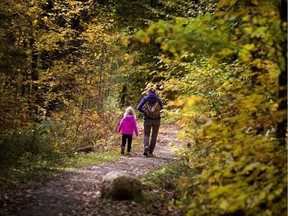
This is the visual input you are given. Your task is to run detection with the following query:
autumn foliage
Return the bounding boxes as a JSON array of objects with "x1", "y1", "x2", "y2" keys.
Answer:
[
  {"x1": 0, "y1": 0, "x2": 127, "y2": 183},
  {"x1": 135, "y1": 0, "x2": 287, "y2": 215},
  {"x1": 0, "y1": 0, "x2": 286, "y2": 215}
]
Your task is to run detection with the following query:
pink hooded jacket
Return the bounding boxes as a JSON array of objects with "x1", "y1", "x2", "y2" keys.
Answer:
[{"x1": 117, "y1": 115, "x2": 139, "y2": 136}]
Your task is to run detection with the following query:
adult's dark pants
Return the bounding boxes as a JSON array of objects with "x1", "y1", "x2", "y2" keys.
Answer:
[{"x1": 143, "y1": 119, "x2": 160, "y2": 154}]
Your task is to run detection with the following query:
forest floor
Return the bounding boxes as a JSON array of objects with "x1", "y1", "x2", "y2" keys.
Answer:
[{"x1": 0, "y1": 124, "x2": 184, "y2": 216}]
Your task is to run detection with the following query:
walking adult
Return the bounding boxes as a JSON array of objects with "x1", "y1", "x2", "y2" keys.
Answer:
[{"x1": 137, "y1": 87, "x2": 163, "y2": 157}]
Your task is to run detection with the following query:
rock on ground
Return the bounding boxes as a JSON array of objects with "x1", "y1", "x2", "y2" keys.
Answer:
[{"x1": 101, "y1": 171, "x2": 142, "y2": 200}]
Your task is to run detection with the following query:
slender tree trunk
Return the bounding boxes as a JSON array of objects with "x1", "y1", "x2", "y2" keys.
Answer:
[
  {"x1": 29, "y1": 37, "x2": 41, "y2": 121},
  {"x1": 276, "y1": 0, "x2": 287, "y2": 145},
  {"x1": 120, "y1": 84, "x2": 127, "y2": 107},
  {"x1": 97, "y1": 45, "x2": 105, "y2": 112}
]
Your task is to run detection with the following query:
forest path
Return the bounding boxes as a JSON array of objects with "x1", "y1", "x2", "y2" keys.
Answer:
[{"x1": 0, "y1": 124, "x2": 183, "y2": 216}]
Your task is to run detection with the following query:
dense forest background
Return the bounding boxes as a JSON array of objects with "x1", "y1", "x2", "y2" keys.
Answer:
[{"x1": 0, "y1": 0, "x2": 287, "y2": 215}]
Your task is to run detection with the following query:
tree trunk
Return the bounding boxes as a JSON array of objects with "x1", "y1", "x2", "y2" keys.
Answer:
[
  {"x1": 29, "y1": 37, "x2": 41, "y2": 121},
  {"x1": 120, "y1": 84, "x2": 127, "y2": 107},
  {"x1": 276, "y1": 0, "x2": 287, "y2": 145}
]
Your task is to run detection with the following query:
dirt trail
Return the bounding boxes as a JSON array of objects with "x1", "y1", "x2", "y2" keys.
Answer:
[{"x1": 0, "y1": 124, "x2": 182, "y2": 216}]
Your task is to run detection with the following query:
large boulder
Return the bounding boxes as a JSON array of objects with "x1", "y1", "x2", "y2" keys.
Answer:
[{"x1": 101, "y1": 171, "x2": 142, "y2": 201}]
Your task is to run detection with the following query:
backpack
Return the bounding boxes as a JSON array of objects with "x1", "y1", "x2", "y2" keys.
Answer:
[{"x1": 142, "y1": 97, "x2": 161, "y2": 118}]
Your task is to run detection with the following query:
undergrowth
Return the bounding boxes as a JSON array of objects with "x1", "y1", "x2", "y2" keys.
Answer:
[
  {"x1": 0, "y1": 122, "x2": 143, "y2": 190},
  {"x1": 140, "y1": 160, "x2": 194, "y2": 215}
]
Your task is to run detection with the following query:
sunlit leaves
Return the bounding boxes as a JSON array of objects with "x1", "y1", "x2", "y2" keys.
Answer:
[
  {"x1": 134, "y1": 0, "x2": 287, "y2": 215},
  {"x1": 134, "y1": 29, "x2": 150, "y2": 43},
  {"x1": 0, "y1": 0, "x2": 126, "y2": 152},
  {"x1": 135, "y1": 13, "x2": 235, "y2": 60}
]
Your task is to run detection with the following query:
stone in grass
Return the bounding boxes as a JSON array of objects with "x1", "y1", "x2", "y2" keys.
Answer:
[{"x1": 101, "y1": 171, "x2": 142, "y2": 201}]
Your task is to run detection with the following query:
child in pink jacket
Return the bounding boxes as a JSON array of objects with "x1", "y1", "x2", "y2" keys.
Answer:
[{"x1": 117, "y1": 106, "x2": 139, "y2": 155}]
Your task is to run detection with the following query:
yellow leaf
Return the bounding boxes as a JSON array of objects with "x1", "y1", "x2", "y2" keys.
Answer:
[
  {"x1": 251, "y1": 0, "x2": 259, "y2": 5},
  {"x1": 219, "y1": 48, "x2": 235, "y2": 56},
  {"x1": 177, "y1": 131, "x2": 185, "y2": 140},
  {"x1": 230, "y1": 35, "x2": 238, "y2": 41},
  {"x1": 161, "y1": 43, "x2": 168, "y2": 51},
  {"x1": 242, "y1": 15, "x2": 250, "y2": 22},
  {"x1": 243, "y1": 43, "x2": 255, "y2": 51},
  {"x1": 219, "y1": 200, "x2": 229, "y2": 210},
  {"x1": 33, "y1": 19, "x2": 38, "y2": 26},
  {"x1": 242, "y1": 162, "x2": 261, "y2": 174}
]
